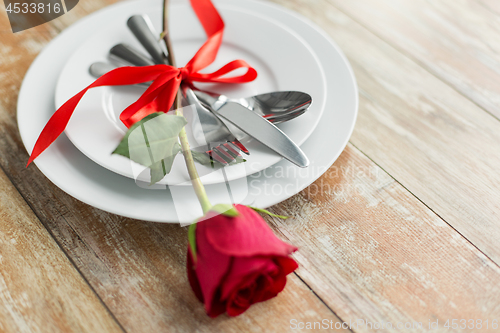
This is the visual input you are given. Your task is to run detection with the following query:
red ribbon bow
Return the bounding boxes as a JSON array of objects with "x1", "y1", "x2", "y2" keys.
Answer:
[{"x1": 27, "y1": 0, "x2": 257, "y2": 166}]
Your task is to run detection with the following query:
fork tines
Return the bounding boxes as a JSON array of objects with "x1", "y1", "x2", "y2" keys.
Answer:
[{"x1": 206, "y1": 140, "x2": 248, "y2": 165}]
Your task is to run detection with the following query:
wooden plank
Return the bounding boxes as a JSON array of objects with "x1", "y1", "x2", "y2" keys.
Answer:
[
  {"x1": 325, "y1": 0, "x2": 500, "y2": 120},
  {"x1": 477, "y1": 0, "x2": 500, "y2": 15},
  {"x1": 0, "y1": 4, "x2": 347, "y2": 332},
  {"x1": 0, "y1": 168, "x2": 123, "y2": 332},
  {"x1": 3, "y1": 0, "x2": 500, "y2": 331},
  {"x1": 270, "y1": 0, "x2": 500, "y2": 264},
  {"x1": 270, "y1": 145, "x2": 500, "y2": 332},
  {"x1": 0, "y1": 118, "x2": 347, "y2": 332},
  {"x1": 266, "y1": 0, "x2": 500, "y2": 328}
]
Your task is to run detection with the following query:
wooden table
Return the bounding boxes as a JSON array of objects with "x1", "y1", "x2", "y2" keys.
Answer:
[{"x1": 2, "y1": 0, "x2": 500, "y2": 331}]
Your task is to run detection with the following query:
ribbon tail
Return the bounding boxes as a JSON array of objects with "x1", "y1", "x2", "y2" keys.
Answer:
[
  {"x1": 27, "y1": 0, "x2": 259, "y2": 166},
  {"x1": 190, "y1": 0, "x2": 224, "y2": 36},
  {"x1": 120, "y1": 74, "x2": 182, "y2": 127},
  {"x1": 27, "y1": 90, "x2": 87, "y2": 166},
  {"x1": 27, "y1": 66, "x2": 168, "y2": 166}
]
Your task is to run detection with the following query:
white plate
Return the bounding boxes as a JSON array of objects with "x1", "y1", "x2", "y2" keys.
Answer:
[
  {"x1": 18, "y1": 0, "x2": 358, "y2": 223},
  {"x1": 55, "y1": 2, "x2": 326, "y2": 185}
]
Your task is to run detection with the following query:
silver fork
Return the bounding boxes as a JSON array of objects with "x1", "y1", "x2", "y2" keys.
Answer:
[
  {"x1": 125, "y1": 14, "x2": 248, "y2": 164},
  {"x1": 182, "y1": 85, "x2": 248, "y2": 165}
]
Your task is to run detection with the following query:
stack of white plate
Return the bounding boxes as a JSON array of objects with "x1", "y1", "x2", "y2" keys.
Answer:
[{"x1": 18, "y1": 0, "x2": 358, "y2": 223}]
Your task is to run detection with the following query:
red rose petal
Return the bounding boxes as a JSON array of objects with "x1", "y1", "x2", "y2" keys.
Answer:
[
  {"x1": 220, "y1": 256, "x2": 277, "y2": 300},
  {"x1": 226, "y1": 276, "x2": 259, "y2": 317},
  {"x1": 206, "y1": 289, "x2": 227, "y2": 318},
  {"x1": 251, "y1": 274, "x2": 273, "y2": 303},
  {"x1": 199, "y1": 204, "x2": 298, "y2": 257},
  {"x1": 274, "y1": 256, "x2": 299, "y2": 276},
  {"x1": 191, "y1": 205, "x2": 299, "y2": 318},
  {"x1": 263, "y1": 272, "x2": 287, "y2": 300},
  {"x1": 186, "y1": 248, "x2": 204, "y2": 302},
  {"x1": 195, "y1": 221, "x2": 231, "y2": 314}
]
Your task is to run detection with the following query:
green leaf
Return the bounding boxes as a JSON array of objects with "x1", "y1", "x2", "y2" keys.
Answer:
[
  {"x1": 210, "y1": 203, "x2": 239, "y2": 217},
  {"x1": 113, "y1": 113, "x2": 162, "y2": 159},
  {"x1": 191, "y1": 149, "x2": 218, "y2": 167},
  {"x1": 188, "y1": 223, "x2": 197, "y2": 262},
  {"x1": 149, "y1": 143, "x2": 182, "y2": 184},
  {"x1": 249, "y1": 206, "x2": 290, "y2": 219},
  {"x1": 112, "y1": 113, "x2": 187, "y2": 184}
]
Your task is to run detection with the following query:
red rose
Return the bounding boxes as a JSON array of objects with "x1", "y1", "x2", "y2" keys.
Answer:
[{"x1": 187, "y1": 204, "x2": 298, "y2": 317}]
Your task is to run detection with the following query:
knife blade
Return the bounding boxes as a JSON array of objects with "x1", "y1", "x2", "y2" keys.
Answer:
[{"x1": 213, "y1": 101, "x2": 309, "y2": 168}]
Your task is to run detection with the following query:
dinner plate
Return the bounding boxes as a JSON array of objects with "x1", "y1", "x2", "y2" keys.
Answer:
[
  {"x1": 18, "y1": 0, "x2": 358, "y2": 223},
  {"x1": 55, "y1": 2, "x2": 326, "y2": 185}
]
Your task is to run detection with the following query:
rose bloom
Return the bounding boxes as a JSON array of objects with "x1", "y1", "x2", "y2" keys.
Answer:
[{"x1": 187, "y1": 204, "x2": 298, "y2": 317}]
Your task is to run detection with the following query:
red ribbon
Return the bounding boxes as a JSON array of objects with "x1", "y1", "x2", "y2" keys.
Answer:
[{"x1": 27, "y1": 0, "x2": 257, "y2": 166}]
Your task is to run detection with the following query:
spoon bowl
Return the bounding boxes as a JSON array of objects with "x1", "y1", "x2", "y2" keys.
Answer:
[{"x1": 192, "y1": 89, "x2": 311, "y2": 124}]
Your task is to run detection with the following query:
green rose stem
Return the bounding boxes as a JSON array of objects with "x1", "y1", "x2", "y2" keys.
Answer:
[{"x1": 162, "y1": 0, "x2": 211, "y2": 215}]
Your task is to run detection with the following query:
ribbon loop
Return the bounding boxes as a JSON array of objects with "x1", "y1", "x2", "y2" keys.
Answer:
[
  {"x1": 27, "y1": 0, "x2": 257, "y2": 166},
  {"x1": 188, "y1": 60, "x2": 258, "y2": 83},
  {"x1": 179, "y1": 67, "x2": 191, "y2": 81}
]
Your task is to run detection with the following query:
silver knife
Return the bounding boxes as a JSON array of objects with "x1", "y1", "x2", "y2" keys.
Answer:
[{"x1": 212, "y1": 101, "x2": 309, "y2": 168}]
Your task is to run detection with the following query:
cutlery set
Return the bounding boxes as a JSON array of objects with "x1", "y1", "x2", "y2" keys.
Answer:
[
  {"x1": 89, "y1": 14, "x2": 311, "y2": 169},
  {"x1": 18, "y1": 0, "x2": 357, "y2": 221}
]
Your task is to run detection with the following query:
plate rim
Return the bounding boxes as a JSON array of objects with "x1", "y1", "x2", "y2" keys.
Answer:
[
  {"x1": 55, "y1": 2, "x2": 327, "y2": 186},
  {"x1": 17, "y1": 0, "x2": 358, "y2": 223}
]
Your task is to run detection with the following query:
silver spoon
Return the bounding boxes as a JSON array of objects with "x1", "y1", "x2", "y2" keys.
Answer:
[{"x1": 193, "y1": 89, "x2": 311, "y2": 124}]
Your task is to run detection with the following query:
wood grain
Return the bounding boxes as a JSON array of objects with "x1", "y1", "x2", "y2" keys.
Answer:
[
  {"x1": 477, "y1": 0, "x2": 500, "y2": 15},
  {"x1": 271, "y1": 0, "x2": 500, "y2": 265},
  {"x1": 0, "y1": 3, "x2": 347, "y2": 332},
  {"x1": 2, "y1": 0, "x2": 500, "y2": 331},
  {"x1": 269, "y1": 0, "x2": 500, "y2": 329},
  {"x1": 326, "y1": 0, "x2": 500, "y2": 120},
  {"x1": 0, "y1": 168, "x2": 123, "y2": 332},
  {"x1": 271, "y1": 145, "x2": 500, "y2": 332},
  {"x1": 0, "y1": 121, "x2": 347, "y2": 332}
]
